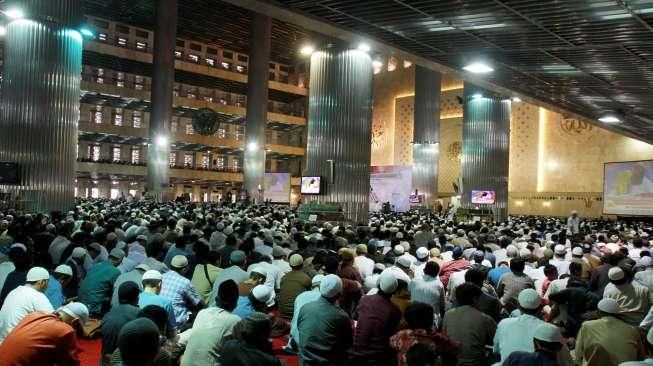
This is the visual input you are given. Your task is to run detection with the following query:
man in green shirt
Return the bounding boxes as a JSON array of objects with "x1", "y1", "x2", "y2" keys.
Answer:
[
  {"x1": 278, "y1": 254, "x2": 311, "y2": 319},
  {"x1": 297, "y1": 274, "x2": 353, "y2": 365},
  {"x1": 575, "y1": 298, "x2": 646, "y2": 366},
  {"x1": 78, "y1": 248, "x2": 124, "y2": 316}
]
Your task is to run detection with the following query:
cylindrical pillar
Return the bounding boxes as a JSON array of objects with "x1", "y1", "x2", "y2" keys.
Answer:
[
  {"x1": 0, "y1": 1, "x2": 83, "y2": 212},
  {"x1": 412, "y1": 66, "x2": 441, "y2": 206},
  {"x1": 243, "y1": 13, "x2": 271, "y2": 203},
  {"x1": 303, "y1": 48, "x2": 373, "y2": 224},
  {"x1": 192, "y1": 185, "x2": 201, "y2": 202},
  {"x1": 147, "y1": 0, "x2": 177, "y2": 201},
  {"x1": 461, "y1": 83, "x2": 511, "y2": 222}
]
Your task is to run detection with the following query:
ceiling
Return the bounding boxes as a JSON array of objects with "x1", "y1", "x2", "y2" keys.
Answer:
[{"x1": 272, "y1": 0, "x2": 653, "y2": 143}]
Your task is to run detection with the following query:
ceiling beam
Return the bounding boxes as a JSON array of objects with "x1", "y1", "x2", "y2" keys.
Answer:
[{"x1": 615, "y1": 0, "x2": 653, "y2": 33}]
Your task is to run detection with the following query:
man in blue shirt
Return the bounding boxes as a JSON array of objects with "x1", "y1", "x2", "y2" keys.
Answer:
[
  {"x1": 139, "y1": 269, "x2": 177, "y2": 339},
  {"x1": 488, "y1": 261, "x2": 511, "y2": 286},
  {"x1": 78, "y1": 248, "x2": 124, "y2": 316},
  {"x1": 45, "y1": 264, "x2": 73, "y2": 308},
  {"x1": 160, "y1": 255, "x2": 202, "y2": 330},
  {"x1": 502, "y1": 323, "x2": 563, "y2": 366},
  {"x1": 493, "y1": 288, "x2": 546, "y2": 364}
]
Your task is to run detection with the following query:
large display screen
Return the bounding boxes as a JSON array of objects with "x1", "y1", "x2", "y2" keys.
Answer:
[
  {"x1": 604, "y1": 160, "x2": 653, "y2": 216},
  {"x1": 0, "y1": 162, "x2": 19, "y2": 184},
  {"x1": 369, "y1": 166, "x2": 412, "y2": 212},
  {"x1": 300, "y1": 176, "x2": 321, "y2": 194},
  {"x1": 471, "y1": 190, "x2": 496, "y2": 204},
  {"x1": 263, "y1": 173, "x2": 290, "y2": 203}
]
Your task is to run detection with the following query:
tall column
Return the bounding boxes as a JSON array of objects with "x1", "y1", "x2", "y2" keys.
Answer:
[
  {"x1": 192, "y1": 185, "x2": 202, "y2": 202},
  {"x1": 147, "y1": 0, "x2": 177, "y2": 201},
  {"x1": 461, "y1": 83, "x2": 511, "y2": 222},
  {"x1": 0, "y1": 1, "x2": 83, "y2": 212},
  {"x1": 303, "y1": 48, "x2": 373, "y2": 224},
  {"x1": 243, "y1": 13, "x2": 271, "y2": 203},
  {"x1": 412, "y1": 65, "x2": 441, "y2": 206}
]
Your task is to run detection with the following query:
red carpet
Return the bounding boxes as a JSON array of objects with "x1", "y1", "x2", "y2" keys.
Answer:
[
  {"x1": 78, "y1": 338, "x2": 102, "y2": 366},
  {"x1": 78, "y1": 337, "x2": 298, "y2": 366}
]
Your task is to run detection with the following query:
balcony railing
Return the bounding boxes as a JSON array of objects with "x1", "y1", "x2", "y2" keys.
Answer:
[
  {"x1": 81, "y1": 72, "x2": 306, "y2": 117},
  {"x1": 77, "y1": 158, "x2": 243, "y2": 173}
]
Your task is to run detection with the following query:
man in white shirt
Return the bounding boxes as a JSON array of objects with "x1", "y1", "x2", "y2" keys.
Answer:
[
  {"x1": 272, "y1": 245, "x2": 292, "y2": 275},
  {"x1": 48, "y1": 227, "x2": 71, "y2": 265},
  {"x1": 209, "y1": 222, "x2": 227, "y2": 251},
  {"x1": 636, "y1": 257, "x2": 653, "y2": 293},
  {"x1": 412, "y1": 247, "x2": 430, "y2": 280},
  {"x1": 567, "y1": 211, "x2": 580, "y2": 235},
  {"x1": 354, "y1": 244, "x2": 374, "y2": 280},
  {"x1": 0, "y1": 267, "x2": 54, "y2": 342},
  {"x1": 550, "y1": 245, "x2": 571, "y2": 276}
]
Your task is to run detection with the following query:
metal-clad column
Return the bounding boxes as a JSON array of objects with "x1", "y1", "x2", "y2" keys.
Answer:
[
  {"x1": 0, "y1": 0, "x2": 83, "y2": 212},
  {"x1": 147, "y1": 0, "x2": 177, "y2": 201},
  {"x1": 412, "y1": 65, "x2": 441, "y2": 206},
  {"x1": 461, "y1": 83, "x2": 511, "y2": 222},
  {"x1": 243, "y1": 13, "x2": 271, "y2": 203},
  {"x1": 304, "y1": 48, "x2": 373, "y2": 224}
]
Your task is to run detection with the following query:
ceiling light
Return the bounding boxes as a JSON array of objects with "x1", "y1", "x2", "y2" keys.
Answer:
[
  {"x1": 599, "y1": 115, "x2": 621, "y2": 123},
  {"x1": 357, "y1": 43, "x2": 371, "y2": 52},
  {"x1": 80, "y1": 27, "x2": 94, "y2": 38},
  {"x1": 372, "y1": 60, "x2": 383, "y2": 68},
  {"x1": 463, "y1": 62, "x2": 494, "y2": 74},
  {"x1": 299, "y1": 44, "x2": 314, "y2": 56},
  {"x1": 154, "y1": 135, "x2": 169, "y2": 147},
  {"x1": 247, "y1": 141, "x2": 258, "y2": 151},
  {"x1": 511, "y1": 97, "x2": 522, "y2": 103},
  {"x1": 4, "y1": 8, "x2": 24, "y2": 19},
  {"x1": 472, "y1": 93, "x2": 483, "y2": 99}
]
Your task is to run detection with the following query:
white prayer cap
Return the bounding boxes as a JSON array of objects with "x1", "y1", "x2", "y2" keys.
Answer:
[
  {"x1": 379, "y1": 274, "x2": 398, "y2": 294},
  {"x1": 533, "y1": 323, "x2": 563, "y2": 343},
  {"x1": 319, "y1": 274, "x2": 343, "y2": 298},
  {"x1": 26, "y1": 267, "x2": 49, "y2": 282}
]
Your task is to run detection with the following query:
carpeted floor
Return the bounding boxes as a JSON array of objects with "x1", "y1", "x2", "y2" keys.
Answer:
[
  {"x1": 78, "y1": 338, "x2": 102, "y2": 366},
  {"x1": 78, "y1": 337, "x2": 299, "y2": 366}
]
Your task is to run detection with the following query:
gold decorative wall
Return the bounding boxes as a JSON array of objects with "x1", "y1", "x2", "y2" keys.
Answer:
[
  {"x1": 509, "y1": 102, "x2": 539, "y2": 192},
  {"x1": 371, "y1": 67, "x2": 653, "y2": 217},
  {"x1": 539, "y1": 108, "x2": 653, "y2": 193},
  {"x1": 439, "y1": 118, "x2": 463, "y2": 194},
  {"x1": 394, "y1": 96, "x2": 414, "y2": 165},
  {"x1": 371, "y1": 64, "x2": 414, "y2": 166}
]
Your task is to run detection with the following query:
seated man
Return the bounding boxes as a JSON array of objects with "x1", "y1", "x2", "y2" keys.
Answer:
[
  {"x1": 78, "y1": 248, "x2": 125, "y2": 316},
  {"x1": 139, "y1": 270, "x2": 177, "y2": 339},
  {"x1": 101, "y1": 282, "x2": 141, "y2": 365},
  {"x1": 159, "y1": 255, "x2": 203, "y2": 330},
  {"x1": 0, "y1": 302, "x2": 88, "y2": 366},
  {"x1": 390, "y1": 302, "x2": 460, "y2": 366},
  {"x1": 182, "y1": 280, "x2": 241, "y2": 366},
  {"x1": 502, "y1": 323, "x2": 564, "y2": 366},
  {"x1": 220, "y1": 312, "x2": 282, "y2": 366},
  {"x1": 0, "y1": 267, "x2": 53, "y2": 342}
]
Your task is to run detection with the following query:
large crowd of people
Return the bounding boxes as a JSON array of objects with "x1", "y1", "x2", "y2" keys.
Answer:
[{"x1": 0, "y1": 199, "x2": 651, "y2": 365}]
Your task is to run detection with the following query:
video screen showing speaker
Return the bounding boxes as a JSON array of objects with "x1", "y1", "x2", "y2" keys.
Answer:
[
  {"x1": 471, "y1": 190, "x2": 496, "y2": 204},
  {"x1": 604, "y1": 160, "x2": 653, "y2": 216},
  {"x1": 300, "y1": 176, "x2": 321, "y2": 194},
  {"x1": 0, "y1": 162, "x2": 19, "y2": 185}
]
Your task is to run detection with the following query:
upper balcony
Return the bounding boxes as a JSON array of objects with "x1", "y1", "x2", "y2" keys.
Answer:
[
  {"x1": 84, "y1": 15, "x2": 308, "y2": 97},
  {"x1": 76, "y1": 160, "x2": 302, "y2": 187},
  {"x1": 80, "y1": 72, "x2": 306, "y2": 128}
]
